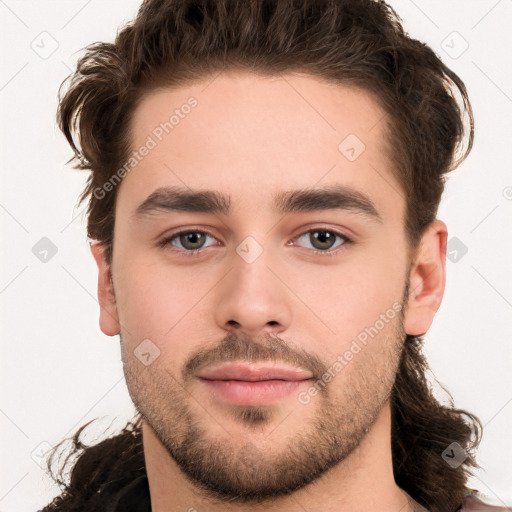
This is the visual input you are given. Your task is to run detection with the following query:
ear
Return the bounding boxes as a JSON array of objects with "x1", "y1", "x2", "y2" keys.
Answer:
[
  {"x1": 403, "y1": 220, "x2": 448, "y2": 336},
  {"x1": 90, "y1": 242, "x2": 120, "y2": 336}
]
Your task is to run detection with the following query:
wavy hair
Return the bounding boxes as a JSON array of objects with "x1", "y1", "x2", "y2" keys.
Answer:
[{"x1": 44, "y1": 1, "x2": 482, "y2": 511}]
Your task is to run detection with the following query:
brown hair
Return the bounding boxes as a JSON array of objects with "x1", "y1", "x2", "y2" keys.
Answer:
[{"x1": 46, "y1": 1, "x2": 482, "y2": 511}]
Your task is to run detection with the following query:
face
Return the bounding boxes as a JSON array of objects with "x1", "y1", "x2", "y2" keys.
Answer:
[{"x1": 92, "y1": 72, "x2": 444, "y2": 504}]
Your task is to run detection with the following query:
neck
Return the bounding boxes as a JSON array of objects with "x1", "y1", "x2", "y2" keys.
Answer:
[{"x1": 143, "y1": 401, "x2": 425, "y2": 512}]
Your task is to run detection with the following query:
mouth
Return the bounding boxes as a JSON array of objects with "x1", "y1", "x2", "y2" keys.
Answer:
[{"x1": 197, "y1": 362, "x2": 313, "y2": 405}]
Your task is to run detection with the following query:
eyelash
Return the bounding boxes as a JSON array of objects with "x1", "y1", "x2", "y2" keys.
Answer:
[{"x1": 158, "y1": 228, "x2": 353, "y2": 257}]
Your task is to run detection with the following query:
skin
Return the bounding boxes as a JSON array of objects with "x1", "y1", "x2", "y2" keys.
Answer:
[{"x1": 91, "y1": 71, "x2": 447, "y2": 512}]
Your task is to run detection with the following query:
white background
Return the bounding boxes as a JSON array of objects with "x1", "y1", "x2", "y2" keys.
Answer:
[{"x1": 1, "y1": 1, "x2": 511, "y2": 510}]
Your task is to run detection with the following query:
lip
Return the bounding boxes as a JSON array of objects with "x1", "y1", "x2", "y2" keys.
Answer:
[
  {"x1": 197, "y1": 362, "x2": 314, "y2": 406},
  {"x1": 196, "y1": 362, "x2": 314, "y2": 381}
]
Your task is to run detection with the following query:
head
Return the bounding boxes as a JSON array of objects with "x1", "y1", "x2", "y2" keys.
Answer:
[{"x1": 45, "y1": 1, "x2": 482, "y2": 512}]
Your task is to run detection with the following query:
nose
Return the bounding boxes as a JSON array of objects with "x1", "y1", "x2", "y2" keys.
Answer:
[{"x1": 213, "y1": 247, "x2": 292, "y2": 337}]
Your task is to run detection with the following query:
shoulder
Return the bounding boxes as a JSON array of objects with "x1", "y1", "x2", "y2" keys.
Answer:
[{"x1": 459, "y1": 493, "x2": 512, "y2": 511}]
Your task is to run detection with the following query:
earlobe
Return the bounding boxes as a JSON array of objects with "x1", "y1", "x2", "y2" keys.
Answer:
[
  {"x1": 90, "y1": 242, "x2": 121, "y2": 336},
  {"x1": 403, "y1": 220, "x2": 448, "y2": 336}
]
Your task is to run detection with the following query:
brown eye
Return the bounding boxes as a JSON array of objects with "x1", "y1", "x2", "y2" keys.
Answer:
[
  {"x1": 295, "y1": 229, "x2": 349, "y2": 252},
  {"x1": 178, "y1": 232, "x2": 207, "y2": 250},
  {"x1": 309, "y1": 231, "x2": 336, "y2": 250},
  {"x1": 162, "y1": 231, "x2": 217, "y2": 251}
]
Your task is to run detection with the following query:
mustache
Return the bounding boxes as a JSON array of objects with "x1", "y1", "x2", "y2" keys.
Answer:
[{"x1": 182, "y1": 331, "x2": 328, "y2": 382}]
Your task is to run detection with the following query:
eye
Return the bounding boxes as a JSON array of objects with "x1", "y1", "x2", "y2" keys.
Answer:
[
  {"x1": 293, "y1": 229, "x2": 350, "y2": 253},
  {"x1": 160, "y1": 230, "x2": 218, "y2": 252},
  {"x1": 159, "y1": 227, "x2": 351, "y2": 256}
]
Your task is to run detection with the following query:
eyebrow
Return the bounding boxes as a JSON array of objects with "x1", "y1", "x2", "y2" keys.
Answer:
[{"x1": 133, "y1": 185, "x2": 382, "y2": 223}]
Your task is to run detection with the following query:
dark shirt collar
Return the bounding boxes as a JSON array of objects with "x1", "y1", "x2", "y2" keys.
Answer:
[{"x1": 106, "y1": 474, "x2": 151, "y2": 512}]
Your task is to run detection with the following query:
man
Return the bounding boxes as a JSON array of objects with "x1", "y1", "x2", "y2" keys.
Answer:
[{"x1": 39, "y1": 0, "x2": 509, "y2": 511}]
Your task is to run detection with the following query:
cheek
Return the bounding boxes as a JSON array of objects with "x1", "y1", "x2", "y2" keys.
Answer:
[
  {"x1": 114, "y1": 259, "x2": 220, "y2": 340},
  {"x1": 287, "y1": 245, "x2": 406, "y2": 347},
  {"x1": 322, "y1": 305, "x2": 404, "y2": 400}
]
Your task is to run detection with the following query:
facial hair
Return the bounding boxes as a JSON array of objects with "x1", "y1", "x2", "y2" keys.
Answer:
[{"x1": 121, "y1": 296, "x2": 407, "y2": 505}]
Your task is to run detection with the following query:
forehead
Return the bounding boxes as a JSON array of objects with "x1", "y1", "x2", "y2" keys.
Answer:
[
  {"x1": 129, "y1": 71, "x2": 388, "y2": 159},
  {"x1": 122, "y1": 71, "x2": 403, "y2": 221}
]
